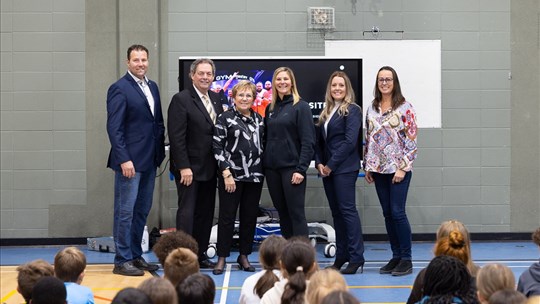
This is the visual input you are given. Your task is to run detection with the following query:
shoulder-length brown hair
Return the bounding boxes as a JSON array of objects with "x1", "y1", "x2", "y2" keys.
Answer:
[{"x1": 372, "y1": 66, "x2": 406, "y2": 112}]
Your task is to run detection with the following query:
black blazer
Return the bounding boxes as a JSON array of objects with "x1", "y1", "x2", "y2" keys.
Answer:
[{"x1": 168, "y1": 85, "x2": 224, "y2": 181}]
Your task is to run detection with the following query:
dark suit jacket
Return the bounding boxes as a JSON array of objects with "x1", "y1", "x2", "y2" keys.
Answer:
[
  {"x1": 315, "y1": 104, "x2": 362, "y2": 174},
  {"x1": 168, "y1": 85, "x2": 224, "y2": 181},
  {"x1": 106, "y1": 72, "x2": 166, "y2": 172}
]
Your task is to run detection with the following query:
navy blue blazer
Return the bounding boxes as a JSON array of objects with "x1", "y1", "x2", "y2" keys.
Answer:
[
  {"x1": 315, "y1": 104, "x2": 362, "y2": 174},
  {"x1": 106, "y1": 72, "x2": 165, "y2": 172}
]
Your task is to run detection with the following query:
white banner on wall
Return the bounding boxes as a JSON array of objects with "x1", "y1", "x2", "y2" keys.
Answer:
[{"x1": 325, "y1": 40, "x2": 442, "y2": 128}]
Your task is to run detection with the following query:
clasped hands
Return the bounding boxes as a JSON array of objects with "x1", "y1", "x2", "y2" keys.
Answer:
[{"x1": 317, "y1": 164, "x2": 332, "y2": 177}]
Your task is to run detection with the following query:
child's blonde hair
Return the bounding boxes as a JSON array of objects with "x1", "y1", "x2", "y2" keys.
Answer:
[
  {"x1": 306, "y1": 269, "x2": 348, "y2": 304},
  {"x1": 476, "y1": 263, "x2": 516, "y2": 303}
]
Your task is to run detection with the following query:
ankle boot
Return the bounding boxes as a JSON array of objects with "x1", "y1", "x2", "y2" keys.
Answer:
[
  {"x1": 379, "y1": 258, "x2": 401, "y2": 274},
  {"x1": 391, "y1": 260, "x2": 412, "y2": 276}
]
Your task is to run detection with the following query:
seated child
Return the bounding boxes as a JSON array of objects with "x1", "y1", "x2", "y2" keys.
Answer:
[
  {"x1": 54, "y1": 247, "x2": 94, "y2": 304},
  {"x1": 16, "y1": 259, "x2": 54, "y2": 303},
  {"x1": 31, "y1": 276, "x2": 67, "y2": 304}
]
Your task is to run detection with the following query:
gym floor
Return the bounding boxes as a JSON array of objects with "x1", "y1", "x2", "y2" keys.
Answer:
[{"x1": 1, "y1": 240, "x2": 538, "y2": 304}]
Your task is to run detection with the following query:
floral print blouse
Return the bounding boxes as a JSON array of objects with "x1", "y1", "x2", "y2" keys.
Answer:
[
  {"x1": 363, "y1": 100, "x2": 417, "y2": 173},
  {"x1": 213, "y1": 108, "x2": 264, "y2": 183}
]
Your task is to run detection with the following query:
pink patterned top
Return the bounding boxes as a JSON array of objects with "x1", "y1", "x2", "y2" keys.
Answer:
[{"x1": 363, "y1": 100, "x2": 418, "y2": 173}]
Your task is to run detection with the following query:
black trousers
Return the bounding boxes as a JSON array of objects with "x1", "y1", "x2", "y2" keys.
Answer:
[
  {"x1": 216, "y1": 179, "x2": 263, "y2": 257},
  {"x1": 265, "y1": 167, "x2": 308, "y2": 238},
  {"x1": 175, "y1": 178, "x2": 217, "y2": 260}
]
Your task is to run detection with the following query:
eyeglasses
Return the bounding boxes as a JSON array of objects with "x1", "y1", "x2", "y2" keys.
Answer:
[{"x1": 378, "y1": 78, "x2": 393, "y2": 83}]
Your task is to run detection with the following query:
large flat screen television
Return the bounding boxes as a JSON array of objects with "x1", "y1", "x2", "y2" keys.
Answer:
[{"x1": 178, "y1": 57, "x2": 363, "y2": 121}]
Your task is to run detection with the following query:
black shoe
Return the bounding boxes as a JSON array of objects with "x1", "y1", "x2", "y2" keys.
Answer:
[
  {"x1": 391, "y1": 260, "x2": 413, "y2": 276},
  {"x1": 113, "y1": 261, "x2": 144, "y2": 276},
  {"x1": 379, "y1": 258, "x2": 401, "y2": 274},
  {"x1": 325, "y1": 258, "x2": 348, "y2": 271},
  {"x1": 133, "y1": 257, "x2": 159, "y2": 271},
  {"x1": 237, "y1": 255, "x2": 255, "y2": 272},
  {"x1": 199, "y1": 259, "x2": 217, "y2": 269},
  {"x1": 213, "y1": 257, "x2": 226, "y2": 275},
  {"x1": 340, "y1": 262, "x2": 364, "y2": 275}
]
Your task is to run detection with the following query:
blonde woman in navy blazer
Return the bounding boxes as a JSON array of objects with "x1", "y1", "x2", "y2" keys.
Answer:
[{"x1": 315, "y1": 71, "x2": 365, "y2": 275}]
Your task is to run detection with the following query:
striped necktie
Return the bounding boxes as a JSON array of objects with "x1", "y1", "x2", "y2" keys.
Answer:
[{"x1": 202, "y1": 95, "x2": 216, "y2": 123}]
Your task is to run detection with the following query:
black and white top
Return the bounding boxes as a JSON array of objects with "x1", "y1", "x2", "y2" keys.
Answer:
[{"x1": 213, "y1": 108, "x2": 264, "y2": 183}]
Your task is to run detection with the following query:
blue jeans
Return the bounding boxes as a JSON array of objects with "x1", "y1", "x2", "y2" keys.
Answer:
[
  {"x1": 113, "y1": 169, "x2": 156, "y2": 265},
  {"x1": 372, "y1": 171, "x2": 412, "y2": 260}
]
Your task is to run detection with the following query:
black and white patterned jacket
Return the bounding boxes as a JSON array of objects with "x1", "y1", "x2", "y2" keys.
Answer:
[{"x1": 213, "y1": 108, "x2": 264, "y2": 183}]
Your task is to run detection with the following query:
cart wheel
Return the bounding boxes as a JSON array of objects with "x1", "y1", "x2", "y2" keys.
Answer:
[
  {"x1": 206, "y1": 244, "x2": 217, "y2": 259},
  {"x1": 324, "y1": 243, "x2": 336, "y2": 258},
  {"x1": 310, "y1": 237, "x2": 317, "y2": 247}
]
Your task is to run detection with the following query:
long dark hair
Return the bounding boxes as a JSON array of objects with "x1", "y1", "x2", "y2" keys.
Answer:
[{"x1": 372, "y1": 66, "x2": 406, "y2": 112}]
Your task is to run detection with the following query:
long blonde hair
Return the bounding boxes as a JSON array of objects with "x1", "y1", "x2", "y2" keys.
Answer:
[
  {"x1": 436, "y1": 220, "x2": 479, "y2": 276},
  {"x1": 269, "y1": 67, "x2": 301, "y2": 111},
  {"x1": 318, "y1": 71, "x2": 357, "y2": 125}
]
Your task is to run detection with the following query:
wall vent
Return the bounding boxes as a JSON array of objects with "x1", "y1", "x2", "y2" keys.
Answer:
[{"x1": 307, "y1": 7, "x2": 335, "y2": 30}]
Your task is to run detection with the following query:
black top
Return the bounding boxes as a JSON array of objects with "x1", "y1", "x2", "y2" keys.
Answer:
[
  {"x1": 263, "y1": 95, "x2": 316, "y2": 175},
  {"x1": 213, "y1": 107, "x2": 264, "y2": 183}
]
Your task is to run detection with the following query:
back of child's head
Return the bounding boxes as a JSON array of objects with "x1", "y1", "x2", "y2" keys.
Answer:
[
  {"x1": 436, "y1": 219, "x2": 478, "y2": 276},
  {"x1": 306, "y1": 268, "x2": 348, "y2": 304},
  {"x1": 164, "y1": 247, "x2": 200, "y2": 287},
  {"x1": 280, "y1": 240, "x2": 318, "y2": 304},
  {"x1": 138, "y1": 277, "x2": 178, "y2": 304},
  {"x1": 254, "y1": 235, "x2": 287, "y2": 298},
  {"x1": 54, "y1": 246, "x2": 86, "y2": 282},
  {"x1": 422, "y1": 255, "x2": 476, "y2": 304},
  {"x1": 16, "y1": 259, "x2": 54, "y2": 303},
  {"x1": 177, "y1": 273, "x2": 215, "y2": 304},
  {"x1": 111, "y1": 288, "x2": 152, "y2": 304},
  {"x1": 152, "y1": 230, "x2": 199, "y2": 266},
  {"x1": 31, "y1": 276, "x2": 67, "y2": 304},
  {"x1": 476, "y1": 263, "x2": 516, "y2": 302},
  {"x1": 532, "y1": 227, "x2": 540, "y2": 247},
  {"x1": 434, "y1": 230, "x2": 470, "y2": 268},
  {"x1": 321, "y1": 290, "x2": 361, "y2": 304},
  {"x1": 488, "y1": 289, "x2": 527, "y2": 304}
]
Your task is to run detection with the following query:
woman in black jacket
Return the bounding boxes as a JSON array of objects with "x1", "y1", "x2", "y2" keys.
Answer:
[{"x1": 263, "y1": 67, "x2": 316, "y2": 238}]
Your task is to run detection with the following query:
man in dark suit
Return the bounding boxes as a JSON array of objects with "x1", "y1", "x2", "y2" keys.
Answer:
[
  {"x1": 168, "y1": 58, "x2": 224, "y2": 268},
  {"x1": 106, "y1": 44, "x2": 165, "y2": 276}
]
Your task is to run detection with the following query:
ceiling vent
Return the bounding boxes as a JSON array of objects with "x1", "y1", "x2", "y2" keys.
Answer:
[{"x1": 307, "y1": 7, "x2": 335, "y2": 30}]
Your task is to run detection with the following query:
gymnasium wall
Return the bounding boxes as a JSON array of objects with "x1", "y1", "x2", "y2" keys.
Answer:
[{"x1": 0, "y1": 0, "x2": 538, "y2": 239}]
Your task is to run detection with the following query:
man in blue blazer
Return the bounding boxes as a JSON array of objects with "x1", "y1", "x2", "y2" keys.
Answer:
[
  {"x1": 106, "y1": 44, "x2": 165, "y2": 276},
  {"x1": 168, "y1": 58, "x2": 224, "y2": 268}
]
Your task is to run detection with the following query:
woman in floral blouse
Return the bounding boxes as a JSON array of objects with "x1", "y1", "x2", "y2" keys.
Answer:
[
  {"x1": 212, "y1": 80, "x2": 264, "y2": 275},
  {"x1": 364, "y1": 66, "x2": 418, "y2": 277}
]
